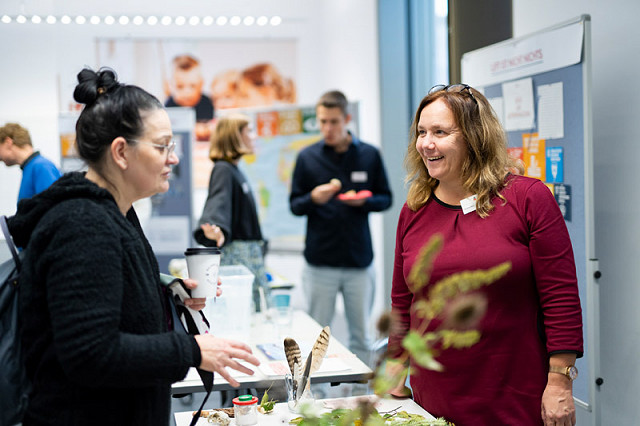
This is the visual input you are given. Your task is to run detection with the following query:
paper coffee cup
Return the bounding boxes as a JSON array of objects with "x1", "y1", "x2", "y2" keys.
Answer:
[{"x1": 184, "y1": 247, "x2": 221, "y2": 298}]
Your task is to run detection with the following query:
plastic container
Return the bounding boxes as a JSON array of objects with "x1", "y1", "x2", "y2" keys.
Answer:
[
  {"x1": 204, "y1": 265, "x2": 254, "y2": 340},
  {"x1": 269, "y1": 289, "x2": 292, "y2": 327},
  {"x1": 232, "y1": 394, "x2": 258, "y2": 425}
]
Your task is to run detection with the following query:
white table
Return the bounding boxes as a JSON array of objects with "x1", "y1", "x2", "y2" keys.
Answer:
[
  {"x1": 174, "y1": 395, "x2": 436, "y2": 425},
  {"x1": 171, "y1": 310, "x2": 374, "y2": 394}
]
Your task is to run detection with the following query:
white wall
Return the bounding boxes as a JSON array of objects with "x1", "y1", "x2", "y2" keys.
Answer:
[{"x1": 513, "y1": 2, "x2": 640, "y2": 424}]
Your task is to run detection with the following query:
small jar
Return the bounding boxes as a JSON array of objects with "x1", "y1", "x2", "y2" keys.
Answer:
[{"x1": 232, "y1": 394, "x2": 259, "y2": 425}]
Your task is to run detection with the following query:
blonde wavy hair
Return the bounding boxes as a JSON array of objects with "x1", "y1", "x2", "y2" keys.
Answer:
[
  {"x1": 405, "y1": 86, "x2": 522, "y2": 217},
  {"x1": 209, "y1": 114, "x2": 252, "y2": 161}
]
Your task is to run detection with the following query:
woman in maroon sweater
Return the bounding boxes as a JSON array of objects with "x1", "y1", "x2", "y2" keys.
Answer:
[{"x1": 387, "y1": 85, "x2": 583, "y2": 426}]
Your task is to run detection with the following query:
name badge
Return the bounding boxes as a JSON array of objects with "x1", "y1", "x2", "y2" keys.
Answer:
[
  {"x1": 242, "y1": 182, "x2": 250, "y2": 194},
  {"x1": 351, "y1": 171, "x2": 368, "y2": 183},
  {"x1": 460, "y1": 194, "x2": 478, "y2": 215}
]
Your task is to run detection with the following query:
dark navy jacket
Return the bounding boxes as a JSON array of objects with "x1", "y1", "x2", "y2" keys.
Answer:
[{"x1": 289, "y1": 133, "x2": 392, "y2": 267}]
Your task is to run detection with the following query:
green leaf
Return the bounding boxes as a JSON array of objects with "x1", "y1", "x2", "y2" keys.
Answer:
[{"x1": 402, "y1": 331, "x2": 443, "y2": 371}]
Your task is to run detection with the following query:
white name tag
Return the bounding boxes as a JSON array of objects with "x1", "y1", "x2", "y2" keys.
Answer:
[
  {"x1": 351, "y1": 171, "x2": 368, "y2": 183},
  {"x1": 460, "y1": 194, "x2": 478, "y2": 215},
  {"x1": 242, "y1": 182, "x2": 250, "y2": 194}
]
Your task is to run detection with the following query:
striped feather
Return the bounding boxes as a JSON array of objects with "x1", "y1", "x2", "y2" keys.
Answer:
[
  {"x1": 310, "y1": 326, "x2": 331, "y2": 375},
  {"x1": 284, "y1": 337, "x2": 302, "y2": 376}
]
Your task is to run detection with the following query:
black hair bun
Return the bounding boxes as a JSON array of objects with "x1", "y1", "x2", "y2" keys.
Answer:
[{"x1": 73, "y1": 67, "x2": 120, "y2": 105}]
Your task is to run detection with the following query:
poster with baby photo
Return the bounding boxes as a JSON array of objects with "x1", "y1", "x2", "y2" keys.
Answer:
[
  {"x1": 91, "y1": 39, "x2": 297, "y2": 139},
  {"x1": 75, "y1": 39, "x2": 298, "y2": 190}
]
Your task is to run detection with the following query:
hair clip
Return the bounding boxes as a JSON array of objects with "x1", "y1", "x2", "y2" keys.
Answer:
[{"x1": 97, "y1": 87, "x2": 106, "y2": 95}]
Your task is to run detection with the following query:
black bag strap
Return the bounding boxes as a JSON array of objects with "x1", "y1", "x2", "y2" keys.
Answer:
[
  {"x1": 160, "y1": 274, "x2": 214, "y2": 426},
  {"x1": 1, "y1": 216, "x2": 20, "y2": 272}
]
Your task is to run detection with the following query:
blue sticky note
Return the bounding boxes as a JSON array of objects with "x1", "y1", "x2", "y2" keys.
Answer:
[{"x1": 546, "y1": 147, "x2": 564, "y2": 183}]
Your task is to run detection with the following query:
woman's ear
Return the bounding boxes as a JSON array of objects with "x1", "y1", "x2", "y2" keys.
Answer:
[{"x1": 110, "y1": 137, "x2": 129, "y2": 170}]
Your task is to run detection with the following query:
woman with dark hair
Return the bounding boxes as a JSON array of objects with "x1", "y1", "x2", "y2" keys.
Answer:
[
  {"x1": 195, "y1": 114, "x2": 268, "y2": 310},
  {"x1": 387, "y1": 84, "x2": 583, "y2": 425},
  {"x1": 8, "y1": 68, "x2": 259, "y2": 425}
]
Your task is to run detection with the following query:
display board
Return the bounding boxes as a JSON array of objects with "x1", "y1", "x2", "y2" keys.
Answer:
[
  {"x1": 462, "y1": 15, "x2": 598, "y2": 416},
  {"x1": 209, "y1": 102, "x2": 360, "y2": 252},
  {"x1": 146, "y1": 108, "x2": 195, "y2": 273}
]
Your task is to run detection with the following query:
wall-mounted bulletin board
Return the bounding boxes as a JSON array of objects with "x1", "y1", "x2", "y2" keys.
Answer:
[{"x1": 462, "y1": 15, "x2": 599, "y2": 425}]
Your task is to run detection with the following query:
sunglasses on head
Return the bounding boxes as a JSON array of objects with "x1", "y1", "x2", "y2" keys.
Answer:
[{"x1": 428, "y1": 84, "x2": 478, "y2": 105}]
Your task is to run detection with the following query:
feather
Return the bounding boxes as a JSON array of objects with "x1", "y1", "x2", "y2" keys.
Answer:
[
  {"x1": 292, "y1": 360, "x2": 300, "y2": 398},
  {"x1": 284, "y1": 337, "x2": 302, "y2": 376},
  {"x1": 310, "y1": 326, "x2": 331, "y2": 375},
  {"x1": 299, "y1": 351, "x2": 313, "y2": 399}
]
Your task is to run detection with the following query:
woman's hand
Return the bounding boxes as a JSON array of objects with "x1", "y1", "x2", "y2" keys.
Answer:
[
  {"x1": 182, "y1": 278, "x2": 222, "y2": 311},
  {"x1": 541, "y1": 379, "x2": 576, "y2": 425},
  {"x1": 200, "y1": 223, "x2": 226, "y2": 247},
  {"x1": 542, "y1": 354, "x2": 577, "y2": 425},
  {"x1": 194, "y1": 335, "x2": 261, "y2": 387}
]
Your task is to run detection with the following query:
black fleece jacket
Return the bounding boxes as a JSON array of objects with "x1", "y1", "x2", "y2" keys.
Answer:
[{"x1": 9, "y1": 172, "x2": 201, "y2": 426}]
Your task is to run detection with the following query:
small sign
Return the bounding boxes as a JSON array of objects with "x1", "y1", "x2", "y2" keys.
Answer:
[
  {"x1": 279, "y1": 109, "x2": 302, "y2": 135},
  {"x1": 522, "y1": 133, "x2": 546, "y2": 181},
  {"x1": 460, "y1": 194, "x2": 478, "y2": 215},
  {"x1": 554, "y1": 184, "x2": 571, "y2": 221},
  {"x1": 257, "y1": 111, "x2": 279, "y2": 137},
  {"x1": 301, "y1": 107, "x2": 318, "y2": 133},
  {"x1": 546, "y1": 147, "x2": 564, "y2": 183}
]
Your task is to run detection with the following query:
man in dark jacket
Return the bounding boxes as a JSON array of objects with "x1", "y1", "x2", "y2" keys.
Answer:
[{"x1": 289, "y1": 90, "x2": 392, "y2": 366}]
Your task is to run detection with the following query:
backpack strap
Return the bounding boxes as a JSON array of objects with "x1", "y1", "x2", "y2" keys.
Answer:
[{"x1": 0, "y1": 216, "x2": 20, "y2": 272}]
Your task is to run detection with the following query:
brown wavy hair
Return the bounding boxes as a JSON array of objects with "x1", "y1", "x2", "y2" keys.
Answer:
[{"x1": 405, "y1": 86, "x2": 521, "y2": 217}]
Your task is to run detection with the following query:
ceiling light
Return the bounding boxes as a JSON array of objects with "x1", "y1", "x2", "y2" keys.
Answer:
[
  {"x1": 230, "y1": 16, "x2": 241, "y2": 26},
  {"x1": 256, "y1": 16, "x2": 268, "y2": 26},
  {"x1": 16, "y1": 15, "x2": 27, "y2": 24},
  {"x1": 132, "y1": 16, "x2": 144, "y2": 25},
  {"x1": 161, "y1": 16, "x2": 172, "y2": 25},
  {"x1": 75, "y1": 16, "x2": 86, "y2": 25},
  {"x1": 147, "y1": 16, "x2": 158, "y2": 25},
  {"x1": 118, "y1": 16, "x2": 130, "y2": 25},
  {"x1": 202, "y1": 16, "x2": 214, "y2": 26},
  {"x1": 31, "y1": 15, "x2": 42, "y2": 24},
  {"x1": 1, "y1": 15, "x2": 11, "y2": 24},
  {"x1": 45, "y1": 15, "x2": 56, "y2": 24},
  {"x1": 60, "y1": 15, "x2": 71, "y2": 24},
  {"x1": 189, "y1": 16, "x2": 200, "y2": 26},
  {"x1": 175, "y1": 16, "x2": 186, "y2": 26},
  {"x1": 104, "y1": 15, "x2": 115, "y2": 25},
  {"x1": 215, "y1": 16, "x2": 228, "y2": 26},
  {"x1": 270, "y1": 16, "x2": 282, "y2": 26},
  {"x1": 243, "y1": 16, "x2": 255, "y2": 26},
  {"x1": 90, "y1": 15, "x2": 100, "y2": 25}
]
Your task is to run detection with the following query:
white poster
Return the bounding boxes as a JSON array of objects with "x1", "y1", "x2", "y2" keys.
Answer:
[
  {"x1": 502, "y1": 77, "x2": 535, "y2": 131},
  {"x1": 537, "y1": 82, "x2": 565, "y2": 140}
]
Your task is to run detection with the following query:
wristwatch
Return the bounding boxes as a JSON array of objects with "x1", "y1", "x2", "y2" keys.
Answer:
[{"x1": 549, "y1": 365, "x2": 578, "y2": 381}]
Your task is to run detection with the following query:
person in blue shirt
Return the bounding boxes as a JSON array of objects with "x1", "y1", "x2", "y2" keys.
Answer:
[
  {"x1": 289, "y1": 90, "x2": 392, "y2": 366},
  {"x1": 0, "y1": 122, "x2": 61, "y2": 204}
]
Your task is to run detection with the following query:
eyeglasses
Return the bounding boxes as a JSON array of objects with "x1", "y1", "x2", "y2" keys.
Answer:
[
  {"x1": 129, "y1": 139, "x2": 177, "y2": 159},
  {"x1": 428, "y1": 84, "x2": 478, "y2": 105}
]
